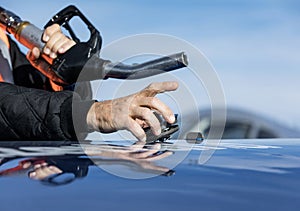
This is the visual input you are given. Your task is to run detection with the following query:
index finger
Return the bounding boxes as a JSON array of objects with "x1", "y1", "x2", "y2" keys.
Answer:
[
  {"x1": 43, "y1": 24, "x2": 61, "y2": 42},
  {"x1": 141, "y1": 81, "x2": 179, "y2": 97}
]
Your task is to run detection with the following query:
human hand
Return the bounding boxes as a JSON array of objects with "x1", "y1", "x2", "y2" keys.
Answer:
[
  {"x1": 87, "y1": 81, "x2": 178, "y2": 142},
  {"x1": 27, "y1": 23, "x2": 76, "y2": 62},
  {"x1": 28, "y1": 162, "x2": 62, "y2": 180},
  {"x1": 84, "y1": 141, "x2": 174, "y2": 175},
  {"x1": 84, "y1": 141, "x2": 173, "y2": 161}
]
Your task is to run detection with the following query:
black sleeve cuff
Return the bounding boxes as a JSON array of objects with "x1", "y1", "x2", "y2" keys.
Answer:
[{"x1": 60, "y1": 95, "x2": 96, "y2": 140}]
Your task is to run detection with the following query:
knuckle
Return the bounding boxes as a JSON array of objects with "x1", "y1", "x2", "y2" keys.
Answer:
[
  {"x1": 44, "y1": 27, "x2": 51, "y2": 34},
  {"x1": 45, "y1": 39, "x2": 54, "y2": 49},
  {"x1": 146, "y1": 107, "x2": 155, "y2": 116},
  {"x1": 49, "y1": 24, "x2": 60, "y2": 32},
  {"x1": 149, "y1": 82, "x2": 155, "y2": 87},
  {"x1": 52, "y1": 39, "x2": 65, "y2": 52},
  {"x1": 52, "y1": 44, "x2": 59, "y2": 52},
  {"x1": 149, "y1": 97, "x2": 158, "y2": 106},
  {"x1": 63, "y1": 40, "x2": 76, "y2": 49},
  {"x1": 128, "y1": 122, "x2": 145, "y2": 141},
  {"x1": 146, "y1": 82, "x2": 155, "y2": 89},
  {"x1": 45, "y1": 24, "x2": 59, "y2": 34},
  {"x1": 53, "y1": 23, "x2": 60, "y2": 30},
  {"x1": 141, "y1": 108, "x2": 151, "y2": 119}
]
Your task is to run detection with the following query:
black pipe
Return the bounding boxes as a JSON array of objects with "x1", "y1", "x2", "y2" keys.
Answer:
[{"x1": 103, "y1": 52, "x2": 188, "y2": 79}]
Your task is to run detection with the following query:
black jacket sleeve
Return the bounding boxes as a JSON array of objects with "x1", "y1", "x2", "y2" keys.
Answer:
[
  {"x1": 0, "y1": 83, "x2": 93, "y2": 141},
  {"x1": 1, "y1": 36, "x2": 95, "y2": 140}
]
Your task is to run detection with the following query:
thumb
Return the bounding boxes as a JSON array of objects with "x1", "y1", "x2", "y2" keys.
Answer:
[{"x1": 26, "y1": 47, "x2": 40, "y2": 63}]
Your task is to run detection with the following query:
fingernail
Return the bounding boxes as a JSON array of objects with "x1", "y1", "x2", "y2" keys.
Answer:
[
  {"x1": 29, "y1": 172, "x2": 36, "y2": 178},
  {"x1": 50, "y1": 52, "x2": 57, "y2": 59},
  {"x1": 44, "y1": 35, "x2": 49, "y2": 42},
  {"x1": 141, "y1": 136, "x2": 146, "y2": 142},
  {"x1": 58, "y1": 47, "x2": 64, "y2": 53},
  {"x1": 22, "y1": 162, "x2": 31, "y2": 169},
  {"x1": 48, "y1": 165, "x2": 56, "y2": 170},
  {"x1": 169, "y1": 115, "x2": 175, "y2": 123},
  {"x1": 43, "y1": 48, "x2": 50, "y2": 55},
  {"x1": 34, "y1": 164, "x2": 41, "y2": 169},
  {"x1": 156, "y1": 129, "x2": 161, "y2": 135}
]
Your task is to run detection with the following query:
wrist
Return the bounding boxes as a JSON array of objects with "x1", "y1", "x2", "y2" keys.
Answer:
[{"x1": 86, "y1": 100, "x2": 115, "y2": 133}]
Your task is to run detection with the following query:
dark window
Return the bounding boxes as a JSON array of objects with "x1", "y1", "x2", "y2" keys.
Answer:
[
  {"x1": 202, "y1": 122, "x2": 251, "y2": 139},
  {"x1": 257, "y1": 128, "x2": 277, "y2": 138},
  {"x1": 222, "y1": 122, "x2": 251, "y2": 139}
]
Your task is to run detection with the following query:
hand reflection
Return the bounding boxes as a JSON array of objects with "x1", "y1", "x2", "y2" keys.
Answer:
[
  {"x1": 28, "y1": 162, "x2": 62, "y2": 180},
  {"x1": 86, "y1": 141, "x2": 172, "y2": 160},
  {"x1": 83, "y1": 141, "x2": 174, "y2": 176}
]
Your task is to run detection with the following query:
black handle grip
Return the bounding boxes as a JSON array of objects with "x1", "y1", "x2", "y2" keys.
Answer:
[{"x1": 44, "y1": 5, "x2": 102, "y2": 54}]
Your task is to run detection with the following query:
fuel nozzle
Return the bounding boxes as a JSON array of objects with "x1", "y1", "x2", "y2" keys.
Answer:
[
  {"x1": 0, "y1": 6, "x2": 45, "y2": 50},
  {"x1": 0, "y1": 6, "x2": 23, "y2": 34},
  {"x1": 0, "y1": 6, "x2": 188, "y2": 85}
]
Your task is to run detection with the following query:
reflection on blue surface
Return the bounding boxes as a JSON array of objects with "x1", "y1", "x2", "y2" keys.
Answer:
[{"x1": 1, "y1": 139, "x2": 300, "y2": 211}]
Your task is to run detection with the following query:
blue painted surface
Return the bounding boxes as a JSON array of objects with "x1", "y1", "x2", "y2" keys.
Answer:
[{"x1": 1, "y1": 139, "x2": 300, "y2": 211}]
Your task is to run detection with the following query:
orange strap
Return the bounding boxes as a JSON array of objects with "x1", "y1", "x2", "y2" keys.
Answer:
[
  {"x1": 0, "y1": 29, "x2": 10, "y2": 48},
  {"x1": 50, "y1": 80, "x2": 64, "y2": 91}
]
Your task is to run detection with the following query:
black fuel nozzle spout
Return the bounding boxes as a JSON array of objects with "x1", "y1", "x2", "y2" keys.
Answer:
[
  {"x1": 51, "y1": 42, "x2": 188, "y2": 84},
  {"x1": 103, "y1": 52, "x2": 188, "y2": 80}
]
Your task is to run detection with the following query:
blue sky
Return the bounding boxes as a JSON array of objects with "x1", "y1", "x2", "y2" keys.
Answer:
[{"x1": 2, "y1": 0, "x2": 300, "y2": 129}]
